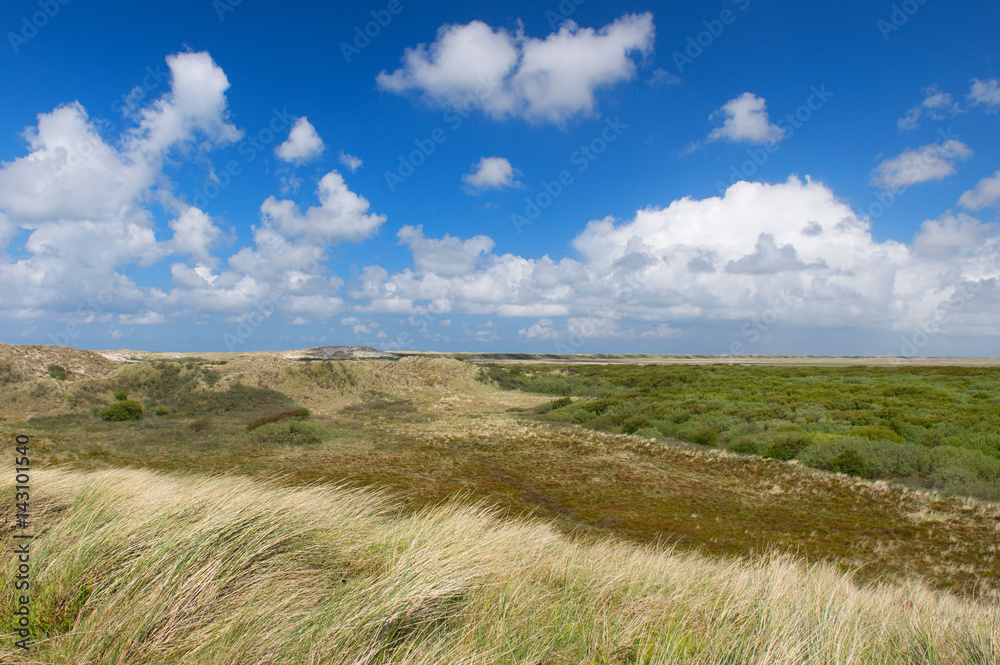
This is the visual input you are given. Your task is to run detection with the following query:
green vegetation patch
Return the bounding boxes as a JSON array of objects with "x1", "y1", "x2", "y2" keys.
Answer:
[
  {"x1": 100, "y1": 400, "x2": 143, "y2": 422},
  {"x1": 250, "y1": 420, "x2": 328, "y2": 445},
  {"x1": 491, "y1": 363, "x2": 1000, "y2": 500}
]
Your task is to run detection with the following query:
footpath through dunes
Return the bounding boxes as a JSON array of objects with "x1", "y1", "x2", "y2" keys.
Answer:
[{"x1": 2, "y1": 466, "x2": 999, "y2": 664}]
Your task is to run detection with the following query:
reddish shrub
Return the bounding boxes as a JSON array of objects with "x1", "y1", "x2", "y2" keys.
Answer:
[{"x1": 247, "y1": 407, "x2": 311, "y2": 431}]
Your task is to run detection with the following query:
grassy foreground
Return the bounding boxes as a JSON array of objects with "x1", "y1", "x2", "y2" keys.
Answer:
[
  {"x1": 3, "y1": 467, "x2": 999, "y2": 664},
  {"x1": 6, "y1": 354, "x2": 1000, "y2": 599}
]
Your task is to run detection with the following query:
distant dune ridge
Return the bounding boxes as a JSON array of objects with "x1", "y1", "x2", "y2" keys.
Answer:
[{"x1": 282, "y1": 345, "x2": 400, "y2": 360}]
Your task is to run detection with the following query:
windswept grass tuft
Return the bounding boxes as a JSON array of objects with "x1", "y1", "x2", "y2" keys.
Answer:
[{"x1": 1, "y1": 467, "x2": 998, "y2": 664}]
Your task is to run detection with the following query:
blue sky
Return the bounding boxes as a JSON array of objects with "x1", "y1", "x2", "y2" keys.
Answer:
[{"x1": 1, "y1": 0, "x2": 998, "y2": 355}]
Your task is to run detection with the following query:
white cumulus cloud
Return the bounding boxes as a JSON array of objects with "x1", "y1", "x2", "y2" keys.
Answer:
[
  {"x1": 338, "y1": 150, "x2": 363, "y2": 172},
  {"x1": 376, "y1": 13, "x2": 655, "y2": 124},
  {"x1": 462, "y1": 157, "x2": 521, "y2": 191},
  {"x1": 259, "y1": 170, "x2": 385, "y2": 245},
  {"x1": 870, "y1": 140, "x2": 972, "y2": 190},
  {"x1": 397, "y1": 225, "x2": 494, "y2": 276},
  {"x1": 968, "y1": 78, "x2": 1000, "y2": 110},
  {"x1": 959, "y1": 170, "x2": 1000, "y2": 211},
  {"x1": 898, "y1": 85, "x2": 960, "y2": 131},
  {"x1": 275, "y1": 117, "x2": 324, "y2": 163},
  {"x1": 351, "y1": 176, "x2": 1000, "y2": 341},
  {"x1": 708, "y1": 92, "x2": 786, "y2": 145}
]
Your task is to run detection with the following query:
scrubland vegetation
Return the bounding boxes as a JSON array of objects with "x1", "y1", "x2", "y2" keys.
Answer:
[
  {"x1": 484, "y1": 364, "x2": 1000, "y2": 501},
  {"x1": 1, "y1": 347, "x2": 999, "y2": 663}
]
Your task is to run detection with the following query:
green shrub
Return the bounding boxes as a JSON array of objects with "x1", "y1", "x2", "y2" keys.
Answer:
[
  {"x1": 533, "y1": 397, "x2": 573, "y2": 415},
  {"x1": 929, "y1": 465, "x2": 976, "y2": 489},
  {"x1": 763, "y1": 434, "x2": 810, "y2": 461},
  {"x1": 47, "y1": 364, "x2": 68, "y2": 381},
  {"x1": 830, "y1": 447, "x2": 867, "y2": 476},
  {"x1": 247, "y1": 407, "x2": 311, "y2": 431},
  {"x1": 152, "y1": 406, "x2": 170, "y2": 416},
  {"x1": 581, "y1": 398, "x2": 615, "y2": 414},
  {"x1": 250, "y1": 420, "x2": 327, "y2": 445},
  {"x1": 100, "y1": 400, "x2": 143, "y2": 421},
  {"x1": 203, "y1": 383, "x2": 298, "y2": 414},
  {"x1": 848, "y1": 425, "x2": 904, "y2": 443},
  {"x1": 927, "y1": 446, "x2": 1000, "y2": 481},
  {"x1": 861, "y1": 440, "x2": 931, "y2": 478},
  {"x1": 621, "y1": 414, "x2": 651, "y2": 434},
  {"x1": 476, "y1": 366, "x2": 527, "y2": 391},
  {"x1": 669, "y1": 410, "x2": 691, "y2": 424},
  {"x1": 689, "y1": 426, "x2": 718, "y2": 447},
  {"x1": 585, "y1": 413, "x2": 623, "y2": 431},
  {"x1": 189, "y1": 418, "x2": 216, "y2": 432},
  {"x1": 113, "y1": 389, "x2": 129, "y2": 402},
  {"x1": 728, "y1": 437, "x2": 761, "y2": 455},
  {"x1": 521, "y1": 373, "x2": 576, "y2": 395}
]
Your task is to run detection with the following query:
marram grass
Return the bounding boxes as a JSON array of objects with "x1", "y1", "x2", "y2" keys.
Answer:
[{"x1": 2, "y1": 467, "x2": 998, "y2": 664}]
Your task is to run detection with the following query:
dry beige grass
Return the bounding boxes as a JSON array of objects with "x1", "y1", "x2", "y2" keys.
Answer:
[{"x1": 2, "y1": 466, "x2": 999, "y2": 664}]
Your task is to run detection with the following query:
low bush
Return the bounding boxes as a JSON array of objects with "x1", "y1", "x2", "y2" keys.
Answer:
[
  {"x1": 689, "y1": 426, "x2": 718, "y2": 447},
  {"x1": 476, "y1": 366, "x2": 527, "y2": 391},
  {"x1": 763, "y1": 434, "x2": 811, "y2": 461},
  {"x1": 250, "y1": 420, "x2": 327, "y2": 445},
  {"x1": 100, "y1": 400, "x2": 143, "y2": 421},
  {"x1": 830, "y1": 447, "x2": 867, "y2": 475},
  {"x1": 113, "y1": 389, "x2": 129, "y2": 401},
  {"x1": 47, "y1": 364, "x2": 68, "y2": 381},
  {"x1": 585, "y1": 413, "x2": 623, "y2": 430},
  {"x1": 927, "y1": 445, "x2": 1000, "y2": 481},
  {"x1": 621, "y1": 414, "x2": 651, "y2": 434},
  {"x1": 152, "y1": 406, "x2": 170, "y2": 416},
  {"x1": 247, "y1": 407, "x2": 311, "y2": 431},
  {"x1": 929, "y1": 465, "x2": 976, "y2": 489},
  {"x1": 847, "y1": 425, "x2": 904, "y2": 443},
  {"x1": 533, "y1": 397, "x2": 573, "y2": 415},
  {"x1": 728, "y1": 437, "x2": 761, "y2": 455},
  {"x1": 189, "y1": 418, "x2": 216, "y2": 432},
  {"x1": 203, "y1": 383, "x2": 298, "y2": 414}
]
